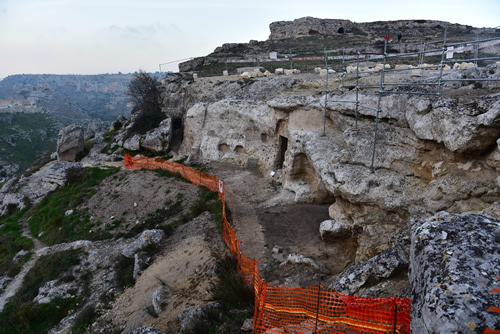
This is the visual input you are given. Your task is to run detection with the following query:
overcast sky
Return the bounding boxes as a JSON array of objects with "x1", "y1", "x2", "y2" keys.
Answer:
[{"x1": 0, "y1": 0, "x2": 498, "y2": 79}]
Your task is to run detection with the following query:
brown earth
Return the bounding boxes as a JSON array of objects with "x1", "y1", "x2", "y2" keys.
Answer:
[{"x1": 91, "y1": 162, "x2": 404, "y2": 333}]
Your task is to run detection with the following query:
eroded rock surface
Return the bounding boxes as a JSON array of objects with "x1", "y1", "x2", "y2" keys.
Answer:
[
  {"x1": 409, "y1": 212, "x2": 500, "y2": 333},
  {"x1": 57, "y1": 124, "x2": 84, "y2": 161}
]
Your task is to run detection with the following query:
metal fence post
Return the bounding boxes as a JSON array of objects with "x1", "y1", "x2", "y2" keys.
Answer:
[
  {"x1": 323, "y1": 67, "x2": 329, "y2": 136},
  {"x1": 355, "y1": 49, "x2": 360, "y2": 129}
]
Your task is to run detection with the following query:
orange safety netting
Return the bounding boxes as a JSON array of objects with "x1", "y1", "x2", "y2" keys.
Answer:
[{"x1": 124, "y1": 153, "x2": 411, "y2": 333}]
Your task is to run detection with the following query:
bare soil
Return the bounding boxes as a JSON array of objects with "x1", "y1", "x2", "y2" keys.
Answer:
[
  {"x1": 210, "y1": 163, "x2": 358, "y2": 287},
  {"x1": 85, "y1": 162, "x2": 403, "y2": 332}
]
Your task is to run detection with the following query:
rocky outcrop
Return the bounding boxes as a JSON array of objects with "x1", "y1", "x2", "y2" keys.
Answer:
[
  {"x1": 57, "y1": 124, "x2": 84, "y2": 161},
  {"x1": 269, "y1": 17, "x2": 355, "y2": 39},
  {"x1": 0, "y1": 161, "x2": 82, "y2": 215},
  {"x1": 330, "y1": 245, "x2": 408, "y2": 295},
  {"x1": 409, "y1": 212, "x2": 500, "y2": 333},
  {"x1": 121, "y1": 230, "x2": 165, "y2": 258},
  {"x1": 152, "y1": 285, "x2": 172, "y2": 316},
  {"x1": 130, "y1": 327, "x2": 167, "y2": 334},
  {"x1": 178, "y1": 303, "x2": 221, "y2": 334},
  {"x1": 174, "y1": 63, "x2": 500, "y2": 261}
]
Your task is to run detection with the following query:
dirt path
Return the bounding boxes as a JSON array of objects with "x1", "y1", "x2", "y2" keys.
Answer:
[
  {"x1": 208, "y1": 163, "x2": 276, "y2": 262},
  {"x1": 208, "y1": 163, "x2": 358, "y2": 287}
]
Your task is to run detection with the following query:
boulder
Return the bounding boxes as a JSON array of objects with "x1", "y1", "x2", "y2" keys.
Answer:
[
  {"x1": 140, "y1": 119, "x2": 172, "y2": 153},
  {"x1": 275, "y1": 68, "x2": 284, "y2": 75},
  {"x1": 330, "y1": 245, "x2": 408, "y2": 294},
  {"x1": 263, "y1": 70, "x2": 272, "y2": 77},
  {"x1": 123, "y1": 134, "x2": 141, "y2": 151},
  {"x1": 152, "y1": 285, "x2": 172, "y2": 316},
  {"x1": 241, "y1": 318, "x2": 253, "y2": 331},
  {"x1": 319, "y1": 69, "x2": 336, "y2": 76},
  {"x1": 0, "y1": 161, "x2": 82, "y2": 215},
  {"x1": 178, "y1": 302, "x2": 221, "y2": 334},
  {"x1": 250, "y1": 70, "x2": 263, "y2": 78},
  {"x1": 240, "y1": 72, "x2": 251, "y2": 79},
  {"x1": 133, "y1": 251, "x2": 150, "y2": 280},
  {"x1": 374, "y1": 63, "x2": 391, "y2": 71},
  {"x1": 395, "y1": 65, "x2": 413, "y2": 70},
  {"x1": 122, "y1": 230, "x2": 165, "y2": 258},
  {"x1": 0, "y1": 193, "x2": 28, "y2": 216},
  {"x1": 280, "y1": 253, "x2": 329, "y2": 274},
  {"x1": 34, "y1": 280, "x2": 74, "y2": 304},
  {"x1": 85, "y1": 119, "x2": 106, "y2": 140},
  {"x1": 460, "y1": 62, "x2": 476, "y2": 70},
  {"x1": 57, "y1": 125, "x2": 84, "y2": 162},
  {"x1": 130, "y1": 327, "x2": 167, "y2": 334},
  {"x1": 409, "y1": 212, "x2": 500, "y2": 333},
  {"x1": 319, "y1": 219, "x2": 352, "y2": 241},
  {"x1": 346, "y1": 65, "x2": 357, "y2": 73}
]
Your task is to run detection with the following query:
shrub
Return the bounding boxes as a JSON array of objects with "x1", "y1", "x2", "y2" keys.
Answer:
[{"x1": 28, "y1": 167, "x2": 119, "y2": 245}]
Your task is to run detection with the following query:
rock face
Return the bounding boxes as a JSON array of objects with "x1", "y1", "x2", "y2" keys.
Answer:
[
  {"x1": 269, "y1": 17, "x2": 355, "y2": 39},
  {"x1": 121, "y1": 230, "x2": 165, "y2": 258},
  {"x1": 178, "y1": 303, "x2": 221, "y2": 334},
  {"x1": 330, "y1": 245, "x2": 408, "y2": 295},
  {"x1": 57, "y1": 124, "x2": 84, "y2": 161},
  {"x1": 172, "y1": 63, "x2": 500, "y2": 261},
  {"x1": 409, "y1": 212, "x2": 500, "y2": 333},
  {"x1": 0, "y1": 161, "x2": 82, "y2": 215}
]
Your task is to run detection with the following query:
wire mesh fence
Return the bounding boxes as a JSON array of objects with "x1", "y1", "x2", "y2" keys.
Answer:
[{"x1": 124, "y1": 153, "x2": 412, "y2": 333}]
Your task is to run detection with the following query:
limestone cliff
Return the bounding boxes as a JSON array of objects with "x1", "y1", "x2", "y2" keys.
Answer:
[{"x1": 160, "y1": 64, "x2": 500, "y2": 262}]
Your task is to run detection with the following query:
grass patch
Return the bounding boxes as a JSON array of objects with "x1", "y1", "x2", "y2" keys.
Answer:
[
  {"x1": 0, "y1": 249, "x2": 82, "y2": 334},
  {"x1": 153, "y1": 168, "x2": 189, "y2": 183},
  {"x1": 16, "y1": 249, "x2": 81, "y2": 303},
  {"x1": 0, "y1": 296, "x2": 79, "y2": 334},
  {"x1": 71, "y1": 304, "x2": 98, "y2": 334},
  {"x1": 192, "y1": 255, "x2": 254, "y2": 333},
  {"x1": 212, "y1": 256, "x2": 254, "y2": 310},
  {"x1": 28, "y1": 167, "x2": 119, "y2": 245},
  {"x1": 0, "y1": 208, "x2": 34, "y2": 277},
  {"x1": 114, "y1": 255, "x2": 135, "y2": 290}
]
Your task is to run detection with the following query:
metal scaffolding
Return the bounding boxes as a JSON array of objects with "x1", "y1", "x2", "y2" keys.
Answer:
[{"x1": 323, "y1": 26, "x2": 500, "y2": 170}]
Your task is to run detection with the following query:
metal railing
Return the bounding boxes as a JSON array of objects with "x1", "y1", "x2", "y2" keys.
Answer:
[{"x1": 322, "y1": 26, "x2": 500, "y2": 170}]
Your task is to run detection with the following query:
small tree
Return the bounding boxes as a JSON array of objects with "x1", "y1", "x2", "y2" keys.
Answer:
[
  {"x1": 126, "y1": 70, "x2": 165, "y2": 135},
  {"x1": 127, "y1": 70, "x2": 161, "y2": 112}
]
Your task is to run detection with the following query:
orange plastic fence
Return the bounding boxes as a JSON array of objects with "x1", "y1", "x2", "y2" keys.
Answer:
[
  {"x1": 484, "y1": 277, "x2": 500, "y2": 334},
  {"x1": 124, "y1": 154, "x2": 412, "y2": 333}
]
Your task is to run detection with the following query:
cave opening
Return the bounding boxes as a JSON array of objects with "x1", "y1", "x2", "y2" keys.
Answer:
[
  {"x1": 275, "y1": 136, "x2": 288, "y2": 169},
  {"x1": 170, "y1": 118, "x2": 183, "y2": 152},
  {"x1": 337, "y1": 27, "x2": 345, "y2": 34}
]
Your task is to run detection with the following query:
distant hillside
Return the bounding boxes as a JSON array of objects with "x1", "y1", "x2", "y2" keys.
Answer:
[
  {"x1": 0, "y1": 73, "x2": 152, "y2": 178},
  {"x1": 0, "y1": 73, "x2": 135, "y2": 122},
  {"x1": 0, "y1": 112, "x2": 60, "y2": 177},
  {"x1": 180, "y1": 17, "x2": 500, "y2": 75}
]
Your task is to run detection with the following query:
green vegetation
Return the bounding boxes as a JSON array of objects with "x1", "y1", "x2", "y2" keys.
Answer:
[
  {"x1": 192, "y1": 255, "x2": 254, "y2": 333},
  {"x1": 0, "y1": 209, "x2": 34, "y2": 278},
  {"x1": 0, "y1": 112, "x2": 59, "y2": 173},
  {"x1": 28, "y1": 167, "x2": 119, "y2": 245},
  {"x1": 71, "y1": 304, "x2": 98, "y2": 334},
  {"x1": 126, "y1": 71, "x2": 165, "y2": 135},
  {"x1": 0, "y1": 249, "x2": 82, "y2": 334},
  {"x1": 114, "y1": 255, "x2": 135, "y2": 290},
  {"x1": 212, "y1": 256, "x2": 254, "y2": 310}
]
